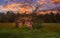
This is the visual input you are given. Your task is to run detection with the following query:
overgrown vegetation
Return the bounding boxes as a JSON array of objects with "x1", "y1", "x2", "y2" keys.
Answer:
[
  {"x1": 0, "y1": 23, "x2": 60, "y2": 38},
  {"x1": 0, "y1": 26, "x2": 60, "y2": 38}
]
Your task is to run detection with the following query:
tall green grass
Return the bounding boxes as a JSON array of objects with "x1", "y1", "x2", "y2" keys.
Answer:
[
  {"x1": 0, "y1": 23, "x2": 60, "y2": 38},
  {"x1": 0, "y1": 28, "x2": 60, "y2": 38}
]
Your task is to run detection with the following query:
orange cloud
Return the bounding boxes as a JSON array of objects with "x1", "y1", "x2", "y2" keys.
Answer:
[
  {"x1": 38, "y1": 0, "x2": 47, "y2": 5},
  {"x1": 53, "y1": 0, "x2": 60, "y2": 2},
  {"x1": 51, "y1": 0, "x2": 60, "y2": 4},
  {"x1": 3, "y1": 3, "x2": 33, "y2": 14}
]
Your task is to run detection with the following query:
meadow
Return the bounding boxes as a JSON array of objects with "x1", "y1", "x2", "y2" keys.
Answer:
[{"x1": 0, "y1": 23, "x2": 60, "y2": 38}]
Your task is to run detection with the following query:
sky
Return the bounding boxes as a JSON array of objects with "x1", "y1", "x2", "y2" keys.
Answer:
[
  {"x1": 0, "y1": 0, "x2": 60, "y2": 13},
  {"x1": 0, "y1": 0, "x2": 59, "y2": 5},
  {"x1": 0, "y1": 0, "x2": 37, "y2": 5}
]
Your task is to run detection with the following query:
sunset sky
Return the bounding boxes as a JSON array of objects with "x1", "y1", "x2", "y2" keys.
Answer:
[
  {"x1": 0, "y1": 0, "x2": 60, "y2": 13},
  {"x1": 0, "y1": 0, "x2": 60, "y2": 5}
]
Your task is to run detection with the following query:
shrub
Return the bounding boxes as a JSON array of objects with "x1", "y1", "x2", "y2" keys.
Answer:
[
  {"x1": 19, "y1": 25, "x2": 29, "y2": 30},
  {"x1": 32, "y1": 23, "x2": 42, "y2": 29}
]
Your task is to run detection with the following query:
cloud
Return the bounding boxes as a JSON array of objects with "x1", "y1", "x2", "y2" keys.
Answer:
[
  {"x1": 0, "y1": 3, "x2": 33, "y2": 14},
  {"x1": 38, "y1": 0, "x2": 47, "y2": 5},
  {"x1": 0, "y1": 0, "x2": 60, "y2": 14},
  {"x1": 51, "y1": 0, "x2": 60, "y2": 4}
]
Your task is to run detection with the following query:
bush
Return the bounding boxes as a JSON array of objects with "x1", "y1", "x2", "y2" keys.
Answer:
[
  {"x1": 19, "y1": 25, "x2": 30, "y2": 30},
  {"x1": 32, "y1": 23, "x2": 42, "y2": 29}
]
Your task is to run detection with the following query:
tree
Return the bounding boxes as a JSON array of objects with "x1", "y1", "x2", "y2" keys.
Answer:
[
  {"x1": 4, "y1": 11, "x2": 16, "y2": 22},
  {"x1": 15, "y1": 2, "x2": 41, "y2": 29},
  {"x1": 0, "y1": 13, "x2": 5, "y2": 22}
]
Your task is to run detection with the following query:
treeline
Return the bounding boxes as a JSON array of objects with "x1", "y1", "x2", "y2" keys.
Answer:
[
  {"x1": 35, "y1": 13, "x2": 60, "y2": 23},
  {"x1": 0, "y1": 11, "x2": 60, "y2": 23},
  {"x1": 0, "y1": 11, "x2": 16, "y2": 22}
]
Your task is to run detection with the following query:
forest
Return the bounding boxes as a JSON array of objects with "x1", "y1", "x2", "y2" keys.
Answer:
[{"x1": 0, "y1": 10, "x2": 60, "y2": 23}]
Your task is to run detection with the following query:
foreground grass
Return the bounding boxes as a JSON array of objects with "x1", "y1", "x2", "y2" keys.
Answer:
[
  {"x1": 0, "y1": 28, "x2": 60, "y2": 38},
  {"x1": 0, "y1": 23, "x2": 60, "y2": 38}
]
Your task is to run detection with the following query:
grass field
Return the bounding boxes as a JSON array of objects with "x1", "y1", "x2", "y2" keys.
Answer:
[
  {"x1": 0, "y1": 23, "x2": 60, "y2": 38},
  {"x1": 0, "y1": 23, "x2": 15, "y2": 29}
]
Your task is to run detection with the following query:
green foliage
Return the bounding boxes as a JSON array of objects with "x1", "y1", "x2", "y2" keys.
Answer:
[
  {"x1": 0, "y1": 28, "x2": 60, "y2": 38},
  {"x1": 32, "y1": 23, "x2": 42, "y2": 29},
  {"x1": 0, "y1": 23, "x2": 60, "y2": 38},
  {"x1": 19, "y1": 25, "x2": 29, "y2": 30}
]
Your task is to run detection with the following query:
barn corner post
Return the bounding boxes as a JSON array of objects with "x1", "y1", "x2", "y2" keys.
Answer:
[{"x1": 15, "y1": 17, "x2": 19, "y2": 28}]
